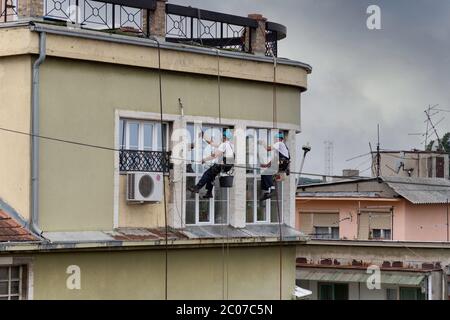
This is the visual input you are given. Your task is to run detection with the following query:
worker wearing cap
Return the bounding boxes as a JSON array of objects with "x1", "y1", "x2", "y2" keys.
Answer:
[
  {"x1": 259, "y1": 132, "x2": 290, "y2": 201},
  {"x1": 188, "y1": 129, "x2": 234, "y2": 199}
]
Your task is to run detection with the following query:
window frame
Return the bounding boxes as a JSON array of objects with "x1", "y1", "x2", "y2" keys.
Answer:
[
  {"x1": 371, "y1": 228, "x2": 392, "y2": 240},
  {"x1": 185, "y1": 123, "x2": 231, "y2": 226},
  {"x1": 318, "y1": 282, "x2": 349, "y2": 300},
  {"x1": 312, "y1": 226, "x2": 340, "y2": 240},
  {"x1": 120, "y1": 119, "x2": 168, "y2": 152},
  {"x1": 0, "y1": 265, "x2": 23, "y2": 300},
  {"x1": 245, "y1": 128, "x2": 284, "y2": 224}
]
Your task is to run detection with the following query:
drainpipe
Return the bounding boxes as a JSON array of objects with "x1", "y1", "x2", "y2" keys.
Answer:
[{"x1": 30, "y1": 31, "x2": 46, "y2": 237}]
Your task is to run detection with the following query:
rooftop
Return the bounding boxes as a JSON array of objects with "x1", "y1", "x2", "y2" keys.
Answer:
[
  {"x1": 0, "y1": 0, "x2": 306, "y2": 61},
  {"x1": 0, "y1": 210, "x2": 39, "y2": 242},
  {"x1": 297, "y1": 176, "x2": 450, "y2": 205},
  {"x1": 0, "y1": 224, "x2": 306, "y2": 252}
]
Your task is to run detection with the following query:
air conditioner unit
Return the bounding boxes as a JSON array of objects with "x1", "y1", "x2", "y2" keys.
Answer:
[{"x1": 127, "y1": 172, "x2": 163, "y2": 203}]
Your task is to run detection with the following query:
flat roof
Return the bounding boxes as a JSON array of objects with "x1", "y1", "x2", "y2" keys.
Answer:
[{"x1": 0, "y1": 19, "x2": 312, "y2": 73}]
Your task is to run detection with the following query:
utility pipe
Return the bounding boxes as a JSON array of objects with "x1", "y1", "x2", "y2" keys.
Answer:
[{"x1": 30, "y1": 31, "x2": 46, "y2": 237}]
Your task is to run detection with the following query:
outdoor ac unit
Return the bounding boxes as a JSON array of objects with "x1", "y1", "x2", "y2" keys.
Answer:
[{"x1": 127, "y1": 172, "x2": 163, "y2": 203}]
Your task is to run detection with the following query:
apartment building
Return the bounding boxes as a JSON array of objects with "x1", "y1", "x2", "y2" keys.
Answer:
[
  {"x1": 371, "y1": 150, "x2": 449, "y2": 179},
  {"x1": 0, "y1": 0, "x2": 311, "y2": 299},
  {"x1": 295, "y1": 176, "x2": 450, "y2": 300}
]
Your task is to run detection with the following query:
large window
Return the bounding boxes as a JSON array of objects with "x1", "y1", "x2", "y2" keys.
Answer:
[
  {"x1": 119, "y1": 119, "x2": 169, "y2": 173},
  {"x1": 313, "y1": 226, "x2": 339, "y2": 240},
  {"x1": 185, "y1": 124, "x2": 231, "y2": 225},
  {"x1": 318, "y1": 283, "x2": 348, "y2": 300},
  {"x1": 399, "y1": 287, "x2": 426, "y2": 300},
  {"x1": 371, "y1": 229, "x2": 392, "y2": 240},
  {"x1": 0, "y1": 266, "x2": 24, "y2": 300},
  {"x1": 246, "y1": 128, "x2": 283, "y2": 224},
  {"x1": 119, "y1": 119, "x2": 167, "y2": 151}
]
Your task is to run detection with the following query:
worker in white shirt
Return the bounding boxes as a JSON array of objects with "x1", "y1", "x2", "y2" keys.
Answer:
[
  {"x1": 188, "y1": 129, "x2": 234, "y2": 199},
  {"x1": 258, "y1": 132, "x2": 290, "y2": 201}
]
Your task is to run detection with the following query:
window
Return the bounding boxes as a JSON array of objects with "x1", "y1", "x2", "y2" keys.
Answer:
[
  {"x1": 386, "y1": 288, "x2": 398, "y2": 300},
  {"x1": 0, "y1": 266, "x2": 24, "y2": 300},
  {"x1": 371, "y1": 229, "x2": 391, "y2": 240},
  {"x1": 318, "y1": 283, "x2": 348, "y2": 300},
  {"x1": 447, "y1": 279, "x2": 450, "y2": 300},
  {"x1": 399, "y1": 287, "x2": 425, "y2": 300},
  {"x1": 119, "y1": 119, "x2": 169, "y2": 173},
  {"x1": 246, "y1": 128, "x2": 283, "y2": 224},
  {"x1": 313, "y1": 226, "x2": 339, "y2": 240},
  {"x1": 185, "y1": 124, "x2": 231, "y2": 225},
  {"x1": 119, "y1": 119, "x2": 167, "y2": 151}
]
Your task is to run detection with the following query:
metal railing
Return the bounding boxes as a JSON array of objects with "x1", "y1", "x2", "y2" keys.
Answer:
[
  {"x1": 1, "y1": 0, "x2": 18, "y2": 22},
  {"x1": 2, "y1": 0, "x2": 286, "y2": 57},
  {"x1": 43, "y1": 0, "x2": 150, "y2": 35},
  {"x1": 119, "y1": 150, "x2": 170, "y2": 173},
  {"x1": 165, "y1": 4, "x2": 286, "y2": 57},
  {"x1": 165, "y1": 3, "x2": 256, "y2": 54}
]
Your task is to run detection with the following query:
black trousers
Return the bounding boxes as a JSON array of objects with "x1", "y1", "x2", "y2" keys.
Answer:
[
  {"x1": 196, "y1": 164, "x2": 222, "y2": 193},
  {"x1": 261, "y1": 175, "x2": 274, "y2": 192}
]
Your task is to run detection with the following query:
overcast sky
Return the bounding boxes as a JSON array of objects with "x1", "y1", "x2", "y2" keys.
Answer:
[{"x1": 173, "y1": 0, "x2": 450, "y2": 177}]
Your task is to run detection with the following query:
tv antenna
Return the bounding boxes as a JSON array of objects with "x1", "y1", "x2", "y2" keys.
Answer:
[
  {"x1": 376, "y1": 124, "x2": 381, "y2": 178},
  {"x1": 409, "y1": 104, "x2": 448, "y2": 150}
]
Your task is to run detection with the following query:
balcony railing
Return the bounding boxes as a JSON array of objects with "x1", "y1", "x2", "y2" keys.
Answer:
[
  {"x1": 1, "y1": 0, "x2": 286, "y2": 57},
  {"x1": 1, "y1": 0, "x2": 17, "y2": 22},
  {"x1": 43, "y1": 0, "x2": 151, "y2": 34},
  {"x1": 119, "y1": 150, "x2": 171, "y2": 173}
]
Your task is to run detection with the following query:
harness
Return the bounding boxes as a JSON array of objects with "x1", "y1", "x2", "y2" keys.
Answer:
[{"x1": 278, "y1": 142, "x2": 291, "y2": 175}]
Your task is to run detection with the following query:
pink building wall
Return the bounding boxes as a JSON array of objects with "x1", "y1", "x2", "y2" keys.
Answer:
[
  {"x1": 296, "y1": 198, "x2": 450, "y2": 242},
  {"x1": 404, "y1": 202, "x2": 450, "y2": 241}
]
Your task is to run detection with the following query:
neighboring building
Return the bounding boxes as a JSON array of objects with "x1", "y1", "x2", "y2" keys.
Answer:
[
  {"x1": 371, "y1": 150, "x2": 450, "y2": 179},
  {"x1": 295, "y1": 176, "x2": 450, "y2": 300},
  {"x1": 297, "y1": 176, "x2": 450, "y2": 242},
  {"x1": 0, "y1": 0, "x2": 311, "y2": 299},
  {"x1": 296, "y1": 241, "x2": 450, "y2": 300}
]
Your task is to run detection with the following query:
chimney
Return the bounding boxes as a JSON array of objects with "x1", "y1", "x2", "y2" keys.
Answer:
[
  {"x1": 146, "y1": 0, "x2": 167, "y2": 39},
  {"x1": 247, "y1": 13, "x2": 267, "y2": 56},
  {"x1": 17, "y1": 0, "x2": 43, "y2": 19}
]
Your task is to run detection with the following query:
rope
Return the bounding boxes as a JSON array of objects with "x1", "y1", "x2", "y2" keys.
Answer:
[
  {"x1": 154, "y1": 39, "x2": 169, "y2": 301},
  {"x1": 216, "y1": 49, "x2": 230, "y2": 300},
  {"x1": 268, "y1": 44, "x2": 283, "y2": 300}
]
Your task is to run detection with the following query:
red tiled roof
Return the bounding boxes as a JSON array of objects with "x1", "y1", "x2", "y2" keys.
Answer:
[{"x1": 0, "y1": 210, "x2": 38, "y2": 242}]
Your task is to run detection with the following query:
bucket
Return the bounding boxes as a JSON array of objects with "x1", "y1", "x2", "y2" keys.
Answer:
[{"x1": 219, "y1": 175, "x2": 234, "y2": 188}]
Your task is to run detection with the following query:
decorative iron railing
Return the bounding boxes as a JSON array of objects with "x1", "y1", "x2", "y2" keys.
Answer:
[
  {"x1": 165, "y1": 5, "x2": 286, "y2": 57},
  {"x1": 43, "y1": 0, "x2": 152, "y2": 35},
  {"x1": 119, "y1": 150, "x2": 171, "y2": 173},
  {"x1": 2, "y1": 0, "x2": 286, "y2": 57},
  {"x1": 1, "y1": 0, "x2": 18, "y2": 22},
  {"x1": 165, "y1": 4, "x2": 256, "y2": 54}
]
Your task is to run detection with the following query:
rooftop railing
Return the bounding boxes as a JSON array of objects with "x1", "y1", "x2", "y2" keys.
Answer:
[{"x1": 0, "y1": 0, "x2": 286, "y2": 56}]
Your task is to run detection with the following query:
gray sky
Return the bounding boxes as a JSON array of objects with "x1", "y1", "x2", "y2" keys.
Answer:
[{"x1": 172, "y1": 0, "x2": 450, "y2": 177}]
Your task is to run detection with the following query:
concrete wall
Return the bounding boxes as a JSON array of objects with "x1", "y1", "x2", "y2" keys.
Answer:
[
  {"x1": 297, "y1": 198, "x2": 450, "y2": 242},
  {"x1": 296, "y1": 199, "x2": 402, "y2": 240},
  {"x1": 38, "y1": 57, "x2": 302, "y2": 232},
  {"x1": 377, "y1": 152, "x2": 449, "y2": 179},
  {"x1": 28, "y1": 246, "x2": 296, "y2": 300},
  {"x1": 404, "y1": 202, "x2": 450, "y2": 242},
  {"x1": 296, "y1": 243, "x2": 450, "y2": 300},
  {"x1": 0, "y1": 55, "x2": 31, "y2": 221}
]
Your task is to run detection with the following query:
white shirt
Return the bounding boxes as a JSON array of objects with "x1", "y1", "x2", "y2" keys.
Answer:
[
  {"x1": 273, "y1": 141, "x2": 290, "y2": 159},
  {"x1": 215, "y1": 140, "x2": 235, "y2": 164}
]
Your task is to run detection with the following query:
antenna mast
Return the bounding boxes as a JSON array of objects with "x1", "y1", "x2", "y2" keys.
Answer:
[
  {"x1": 324, "y1": 140, "x2": 334, "y2": 179},
  {"x1": 425, "y1": 108, "x2": 444, "y2": 151},
  {"x1": 376, "y1": 125, "x2": 381, "y2": 178}
]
